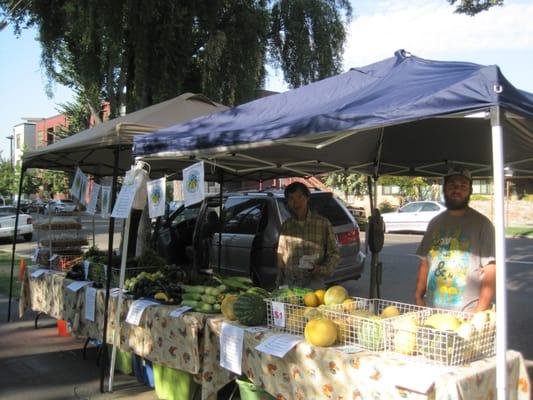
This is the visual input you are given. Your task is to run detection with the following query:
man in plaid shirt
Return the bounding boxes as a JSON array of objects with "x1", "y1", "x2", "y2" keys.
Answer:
[{"x1": 276, "y1": 182, "x2": 340, "y2": 289}]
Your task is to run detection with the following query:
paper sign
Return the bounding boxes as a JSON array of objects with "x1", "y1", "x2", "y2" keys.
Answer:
[
  {"x1": 244, "y1": 326, "x2": 270, "y2": 333},
  {"x1": 83, "y1": 260, "x2": 90, "y2": 280},
  {"x1": 147, "y1": 177, "x2": 166, "y2": 218},
  {"x1": 49, "y1": 254, "x2": 59, "y2": 262},
  {"x1": 125, "y1": 299, "x2": 158, "y2": 326},
  {"x1": 70, "y1": 168, "x2": 85, "y2": 199},
  {"x1": 336, "y1": 345, "x2": 364, "y2": 354},
  {"x1": 67, "y1": 280, "x2": 93, "y2": 292},
  {"x1": 111, "y1": 183, "x2": 137, "y2": 219},
  {"x1": 255, "y1": 334, "x2": 302, "y2": 358},
  {"x1": 86, "y1": 183, "x2": 100, "y2": 215},
  {"x1": 110, "y1": 288, "x2": 123, "y2": 297},
  {"x1": 101, "y1": 186, "x2": 111, "y2": 218},
  {"x1": 271, "y1": 301, "x2": 286, "y2": 327},
  {"x1": 85, "y1": 287, "x2": 97, "y2": 321},
  {"x1": 183, "y1": 161, "x2": 205, "y2": 207},
  {"x1": 169, "y1": 306, "x2": 193, "y2": 318},
  {"x1": 220, "y1": 322, "x2": 244, "y2": 375},
  {"x1": 31, "y1": 269, "x2": 48, "y2": 278},
  {"x1": 32, "y1": 247, "x2": 39, "y2": 262},
  {"x1": 382, "y1": 364, "x2": 449, "y2": 394}
]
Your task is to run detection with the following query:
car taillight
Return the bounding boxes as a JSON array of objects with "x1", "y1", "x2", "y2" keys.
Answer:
[
  {"x1": 27, "y1": 217, "x2": 32, "y2": 224},
  {"x1": 336, "y1": 229, "x2": 359, "y2": 245}
]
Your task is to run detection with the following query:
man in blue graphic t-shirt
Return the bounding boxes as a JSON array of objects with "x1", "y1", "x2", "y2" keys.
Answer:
[{"x1": 415, "y1": 166, "x2": 496, "y2": 312}]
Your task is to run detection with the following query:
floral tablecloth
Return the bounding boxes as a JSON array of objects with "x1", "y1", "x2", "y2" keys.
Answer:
[
  {"x1": 21, "y1": 266, "x2": 207, "y2": 374},
  {"x1": 199, "y1": 317, "x2": 531, "y2": 400}
]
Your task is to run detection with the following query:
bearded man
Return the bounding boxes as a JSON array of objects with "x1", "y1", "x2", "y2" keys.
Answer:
[{"x1": 415, "y1": 166, "x2": 496, "y2": 311}]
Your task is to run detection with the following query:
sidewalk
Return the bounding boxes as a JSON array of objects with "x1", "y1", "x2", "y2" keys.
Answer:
[{"x1": 0, "y1": 295, "x2": 157, "y2": 400}]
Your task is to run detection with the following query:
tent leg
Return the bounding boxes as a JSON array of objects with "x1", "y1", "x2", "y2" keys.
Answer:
[
  {"x1": 7, "y1": 168, "x2": 25, "y2": 322},
  {"x1": 100, "y1": 149, "x2": 120, "y2": 393},
  {"x1": 491, "y1": 106, "x2": 507, "y2": 400}
]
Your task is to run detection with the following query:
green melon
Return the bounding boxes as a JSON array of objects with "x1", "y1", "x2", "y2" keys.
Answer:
[{"x1": 233, "y1": 293, "x2": 267, "y2": 326}]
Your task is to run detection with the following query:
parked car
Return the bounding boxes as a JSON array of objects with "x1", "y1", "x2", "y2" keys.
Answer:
[
  {"x1": 381, "y1": 201, "x2": 446, "y2": 233},
  {"x1": 346, "y1": 205, "x2": 367, "y2": 230},
  {"x1": 45, "y1": 199, "x2": 78, "y2": 214},
  {"x1": 0, "y1": 206, "x2": 33, "y2": 241},
  {"x1": 28, "y1": 200, "x2": 47, "y2": 214},
  {"x1": 153, "y1": 190, "x2": 366, "y2": 289}
]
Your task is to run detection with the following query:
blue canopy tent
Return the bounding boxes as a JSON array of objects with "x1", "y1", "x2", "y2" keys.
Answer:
[{"x1": 134, "y1": 50, "x2": 533, "y2": 398}]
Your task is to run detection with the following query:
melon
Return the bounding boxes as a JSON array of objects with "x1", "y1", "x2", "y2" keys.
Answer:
[
  {"x1": 304, "y1": 318, "x2": 338, "y2": 347},
  {"x1": 324, "y1": 285, "x2": 348, "y2": 305},
  {"x1": 233, "y1": 293, "x2": 267, "y2": 326},
  {"x1": 221, "y1": 294, "x2": 238, "y2": 321}
]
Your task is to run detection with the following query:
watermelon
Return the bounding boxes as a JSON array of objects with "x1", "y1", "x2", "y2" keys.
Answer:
[{"x1": 233, "y1": 293, "x2": 267, "y2": 326}]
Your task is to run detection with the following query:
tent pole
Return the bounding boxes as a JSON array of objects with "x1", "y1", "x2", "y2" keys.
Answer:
[
  {"x1": 490, "y1": 106, "x2": 507, "y2": 400},
  {"x1": 7, "y1": 167, "x2": 25, "y2": 322},
  {"x1": 217, "y1": 172, "x2": 223, "y2": 273},
  {"x1": 100, "y1": 148, "x2": 120, "y2": 393}
]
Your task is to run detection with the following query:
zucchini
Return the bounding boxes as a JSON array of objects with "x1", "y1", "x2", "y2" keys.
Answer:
[
  {"x1": 182, "y1": 284, "x2": 206, "y2": 294},
  {"x1": 194, "y1": 303, "x2": 214, "y2": 313},
  {"x1": 180, "y1": 300, "x2": 199, "y2": 308},
  {"x1": 201, "y1": 294, "x2": 217, "y2": 305},
  {"x1": 182, "y1": 293, "x2": 202, "y2": 301}
]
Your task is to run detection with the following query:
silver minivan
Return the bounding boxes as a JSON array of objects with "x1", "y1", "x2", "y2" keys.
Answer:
[{"x1": 154, "y1": 190, "x2": 365, "y2": 289}]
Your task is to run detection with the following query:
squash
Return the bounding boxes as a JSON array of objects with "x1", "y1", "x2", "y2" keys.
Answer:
[
  {"x1": 304, "y1": 318, "x2": 337, "y2": 347},
  {"x1": 221, "y1": 294, "x2": 239, "y2": 321},
  {"x1": 324, "y1": 285, "x2": 348, "y2": 305},
  {"x1": 233, "y1": 293, "x2": 267, "y2": 326}
]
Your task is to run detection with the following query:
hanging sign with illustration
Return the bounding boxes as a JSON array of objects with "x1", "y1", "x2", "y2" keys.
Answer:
[
  {"x1": 182, "y1": 161, "x2": 205, "y2": 207},
  {"x1": 147, "y1": 177, "x2": 166, "y2": 218}
]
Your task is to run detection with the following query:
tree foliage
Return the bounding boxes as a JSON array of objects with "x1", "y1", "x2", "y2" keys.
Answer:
[
  {"x1": 1, "y1": 0, "x2": 352, "y2": 119},
  {"x1": 378, "y1": 176, "x2": 439, "y2": 204},
  {"x1": 321, "y1": 172, "x2": 367, "y2": 199},
  {"x1": 447, "y1": 0, "x2": 503, "y2": 16}
]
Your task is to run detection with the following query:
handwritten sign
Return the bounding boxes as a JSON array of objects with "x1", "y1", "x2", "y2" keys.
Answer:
[
  {"x1": 31, "y1": 269, "x2": 48, "y2": 278},
  {"x1": 271, "y1": 301, "x2": 286, "y2": 327},
  {"x1": 169, "y1": 306, "x2": 193, "y2": 318},
  {"x1": 220, "y1": 322, "x2": 244, "y2": 374},
  {"x1": 255, "y1": 333, "x2": 302, "y2": 358},
  {"x1": 67, "y1": 280, "x2": 93, "y2": 292},
  {"x1": 83, "y1": 260, "x2": 90, "y2": 280},
  {"x1": 125, "y1": 299, "x2": 158, "y2": 326}
]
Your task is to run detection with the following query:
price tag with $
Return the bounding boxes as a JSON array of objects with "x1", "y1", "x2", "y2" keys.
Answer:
[{"x1": 271, "y1": 301, "x2": 286, "y2": 328}]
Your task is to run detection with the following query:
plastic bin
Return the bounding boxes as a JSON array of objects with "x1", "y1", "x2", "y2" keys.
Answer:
[
  {"x1": 57, "y1": 319, "x2": 71, "y2": 337},
  {"x1": 107, "y1": 345, "x2": 133, "y2": 375},
  {"x1": 236, "y1": 378, "x2": 275, "y2": 400},
  {"x1": 133, "y1": 355, "x2": 154, "y2": 388},
  {"x1": 153, "y1": 363, "x2": 199, "y2": 400}
]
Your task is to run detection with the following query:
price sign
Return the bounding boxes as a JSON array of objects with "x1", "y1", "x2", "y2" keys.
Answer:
[
  {"x1": 169, "y1": 306, "x2": 192, "y2": 318},
  {"x1": 271, "y1": 301, "x2": 285, "y2": 328}
]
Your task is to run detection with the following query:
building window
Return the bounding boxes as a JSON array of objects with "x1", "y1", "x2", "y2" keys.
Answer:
[
  {"x1": 472, "y1": 179, "x2": 491, "y2": 194},
  {"x1": 16, "y1": 134, "x2": 21, "y2": 149},
  {"x1": 382, "y1": 185, "x2": 401, "y2": 195},
  {"x1": 47, "y1": 128, "x2": 54, "y2": 145}
]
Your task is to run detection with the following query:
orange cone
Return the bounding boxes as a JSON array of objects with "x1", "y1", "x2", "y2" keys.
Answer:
[{"x1": 18, "y1": 258, "x2": 27, "y2": 281}]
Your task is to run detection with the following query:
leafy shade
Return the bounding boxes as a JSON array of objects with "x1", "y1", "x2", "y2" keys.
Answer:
[
  {"x1": 1, "y1": 0, "x2": 352, "y2": 119},
  {"x1": 447, "y1": 0, "x2": 504, "y2": 16}
]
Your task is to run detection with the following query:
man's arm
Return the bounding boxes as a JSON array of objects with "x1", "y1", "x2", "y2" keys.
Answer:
[
  {"x1": 316, "y1": 222, "x2": 340, "y2": 278},
  {"x1": 476, "y1": 263, "x2": 496, "y2": 311},
  {"x1": 415, "y1": 258, "x2": 429, "y2": 306}
]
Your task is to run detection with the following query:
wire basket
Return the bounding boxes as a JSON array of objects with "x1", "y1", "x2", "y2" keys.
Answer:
[
  {"x1": 385, "y1": 308, "x2": 496, "y2": 366},
  {"x1": 111, "y1": 265, "x2": 162, "y2": 287},
  {"x1": 265, "y1": 296, "x2": 428, "y2": 351},
  {"x1": 324, "y1": 298, "x2": 426, "y2": 351},
  {"x1": 49, "y1": 254, "x2": 84, "y2": 271}
]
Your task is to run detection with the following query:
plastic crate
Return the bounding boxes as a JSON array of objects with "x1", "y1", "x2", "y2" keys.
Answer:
[
  {"x1": 111, "y1": 265, "x2": 162, "y2": 287},
  {"x1": 236, "y1": 378, "x2": 276, "y2": 400},
  {"x1": 385, "y1": 308, "x2": 496, "y2": 366},
  {"x1": 153, "y1": 363, "x2": 199, "y2": 400}
]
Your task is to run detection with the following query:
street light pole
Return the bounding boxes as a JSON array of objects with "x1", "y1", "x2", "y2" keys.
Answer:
[{"x1": 6, "y1": 135, "x2": 14, "y2": 168}]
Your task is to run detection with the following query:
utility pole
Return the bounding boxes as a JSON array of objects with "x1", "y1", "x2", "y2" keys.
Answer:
[{"x1": 5, "y1": 135, "x2": 14, "y2": 202}]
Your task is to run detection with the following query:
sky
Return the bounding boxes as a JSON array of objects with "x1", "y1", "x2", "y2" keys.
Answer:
[{"x1": 1, "y1": 0, "x2": 532, "y2": 159}]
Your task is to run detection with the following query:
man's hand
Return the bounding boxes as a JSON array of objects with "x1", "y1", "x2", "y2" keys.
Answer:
[{"x1": 415, "y1": 258, "x2": 429, "y2": 306}]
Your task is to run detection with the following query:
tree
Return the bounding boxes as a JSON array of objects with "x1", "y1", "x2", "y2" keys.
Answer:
[
  {"x1": 378, "y1": 176, "x2": 438, "y2": 204},
  {"x1": 447, "y1": 0, "x2": 503, "y2": 16},
  {"x1": 1, "y1": 0, "x2": 352, "y2": 120},
  {"x1": 321, "y1": 172, "x2": 366, "y2": 199}
]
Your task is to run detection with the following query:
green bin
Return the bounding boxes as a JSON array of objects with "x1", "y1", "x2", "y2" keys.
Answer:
[
  {"x1": 153, "y1": 363, "x2": 198, "y2": 400},
  {"x1": 107, "y1": 345, "x2": 133, "y2": 375},
  {"x1": 236, "y1": 378, "x2": 276, "y2": 400}
]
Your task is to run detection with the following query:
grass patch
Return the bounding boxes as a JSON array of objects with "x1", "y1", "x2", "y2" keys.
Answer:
[
  {"x1": 0, "y1": 251, "x2": 24, "y2": 298},
  {"x1": 506, "y1": 227, "x2": 533, "y2": 238}
]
